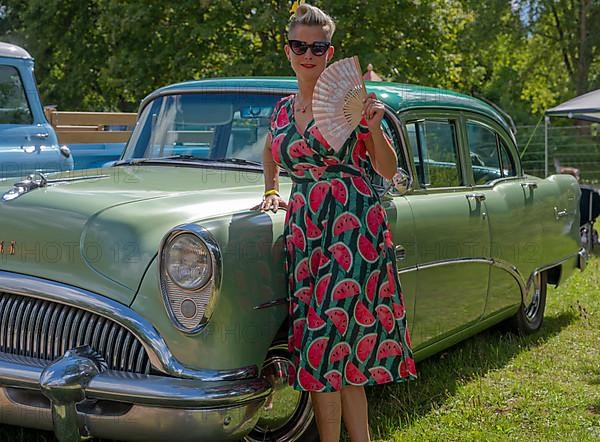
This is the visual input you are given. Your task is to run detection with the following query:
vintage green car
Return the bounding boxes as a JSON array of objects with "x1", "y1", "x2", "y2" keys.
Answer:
[{"x1": 0, "y1": 78, "x2": 587, "y2": 441}]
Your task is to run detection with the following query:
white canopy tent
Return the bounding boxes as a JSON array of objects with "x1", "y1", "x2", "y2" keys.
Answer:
[{"x1": 543, "y1": 89, "x2": 600, "y2": 176}]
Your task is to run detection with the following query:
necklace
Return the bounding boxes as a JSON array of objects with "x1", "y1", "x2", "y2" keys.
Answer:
[{"x1": 295, "y1": 95, "x2": 310, "y2": 113}]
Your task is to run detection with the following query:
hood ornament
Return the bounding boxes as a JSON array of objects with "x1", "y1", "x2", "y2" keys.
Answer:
[{"x1": 2, "y1": 172, "x2": 48, "y2": 202}]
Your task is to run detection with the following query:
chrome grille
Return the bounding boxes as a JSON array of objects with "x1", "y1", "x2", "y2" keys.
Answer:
[{"x1": 0, "y1": 292, "x2": 150, "y2": 374}]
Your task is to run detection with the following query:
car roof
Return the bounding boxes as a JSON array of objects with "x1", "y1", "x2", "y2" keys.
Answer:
[
  {"x1": 0, "y1": 42, "x2": 32, "y2": 60},
  {"x1": 147, "y1": 77, "x2": 510, "y2": 131}
]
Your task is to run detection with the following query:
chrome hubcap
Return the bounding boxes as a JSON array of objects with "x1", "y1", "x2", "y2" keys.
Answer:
[
  {"x1": 245, "y1": 343, "x2": 314, "y2": 441},
  {"x1": 524, "y1": 273, "x2": 542, "y2": 321}
]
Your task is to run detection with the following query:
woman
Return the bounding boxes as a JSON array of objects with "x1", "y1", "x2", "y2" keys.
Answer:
[{"x1": 255, "y1": 4, "x2": 417, "y2": 441}]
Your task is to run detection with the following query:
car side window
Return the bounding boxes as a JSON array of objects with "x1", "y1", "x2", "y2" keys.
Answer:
[
  {"x1": 466, "y1": 121, "x2": 502, "y2": 184},
  {"x1": 366, "y1": 115, "x2": 408, "y2": 187},
  {"x1": 405, "y1": 119, "x2": 462, "y2": 188},
  {"x1": 499, "y1": 138, "x2": 517, "y2": 178},
  {"x1": 0, "y1": 65, "x2": 32, "y2": 125}
]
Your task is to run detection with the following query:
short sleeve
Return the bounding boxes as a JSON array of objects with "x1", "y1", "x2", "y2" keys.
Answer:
[{"x1": 267, "y1": 95, "x2": 291, "y2": 143}]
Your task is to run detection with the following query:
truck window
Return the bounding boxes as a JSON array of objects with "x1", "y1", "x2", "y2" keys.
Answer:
[{"x1": 0, "y1": 66, "x2": 32, "y2": 124}]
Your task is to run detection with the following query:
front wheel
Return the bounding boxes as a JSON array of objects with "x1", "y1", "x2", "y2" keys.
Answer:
[
  {"x1": 243, "y1": 340, "x2": 319, "y2": 442},
  {"x1": 507, "y1": 271, "x2": 548, "y2": 335}
]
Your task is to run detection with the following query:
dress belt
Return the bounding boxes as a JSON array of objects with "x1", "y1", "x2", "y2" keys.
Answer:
[{"x1": 289, "y1": 164, "x2": 366, "y2": 183}]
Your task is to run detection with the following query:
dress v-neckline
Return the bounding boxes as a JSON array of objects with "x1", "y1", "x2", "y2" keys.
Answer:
[{"x1": 291, "y1": 95, "x2": 315, "y2": 139}]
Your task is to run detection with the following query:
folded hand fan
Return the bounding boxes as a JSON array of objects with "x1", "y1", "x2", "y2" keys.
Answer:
[{"x1": 313, "y1": 56, "x2": 367, "y2": 152}]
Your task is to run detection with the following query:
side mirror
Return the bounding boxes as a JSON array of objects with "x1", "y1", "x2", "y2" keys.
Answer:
[{"x1": 380, "y1": 167, "x2": 413, "y2": 197}]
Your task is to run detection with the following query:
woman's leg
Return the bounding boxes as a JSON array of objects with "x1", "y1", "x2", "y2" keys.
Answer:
[
  {"x1": 341, "y1": 385, "x2": 371, "y2": 442},
  {"x1": 310, "y1": 390, "x2": 342, "y2": 441}
]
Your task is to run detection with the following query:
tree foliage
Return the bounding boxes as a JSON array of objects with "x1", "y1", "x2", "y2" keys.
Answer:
[{"x1": 0, "y1": 0, "x2": 598, "y2": 123}]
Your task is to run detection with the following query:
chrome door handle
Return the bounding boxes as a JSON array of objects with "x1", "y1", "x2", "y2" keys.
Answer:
[
  {"x1": 32, "y1": 133, "x2": 49, "y2": 139},
  {"x1": 466, "y1": 193, "x2": 486, "y2": 201},
  {"x1": 521, "y1": 182, "x2": 538, "y2": 190},
  {"x1": 395, "y1": 244, "x2": 406, "y2": 261},
  {"x1": 554, "y1": 207, "x2": 568, "y2": 220}
]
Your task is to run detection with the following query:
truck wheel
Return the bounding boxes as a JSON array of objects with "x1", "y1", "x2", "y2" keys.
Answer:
[
  {"x1": 243, "y1": 339, "x2": 319, "y2": 442},
  {"x1": 507, "y1": 271, "x2": 547, "y2": 335}
]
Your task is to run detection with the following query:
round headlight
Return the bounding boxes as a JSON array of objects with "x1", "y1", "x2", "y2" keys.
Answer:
[{"x1": 164, "y1": 233, "x2": 212, "y2": 290}]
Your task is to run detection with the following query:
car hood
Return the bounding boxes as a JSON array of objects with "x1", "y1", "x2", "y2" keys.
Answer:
[{"x1": 0, "y1": 165, "x2": 291, "y2": 305}]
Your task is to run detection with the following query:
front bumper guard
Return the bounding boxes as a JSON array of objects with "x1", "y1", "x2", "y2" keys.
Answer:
[{"x1": 0, "y1": 349, "x2": 271, "y2": 441}]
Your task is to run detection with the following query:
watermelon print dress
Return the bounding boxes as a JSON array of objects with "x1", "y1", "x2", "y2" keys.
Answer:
[{"x1": 268, "y1": 94, "x2": 417, "y2": 392}]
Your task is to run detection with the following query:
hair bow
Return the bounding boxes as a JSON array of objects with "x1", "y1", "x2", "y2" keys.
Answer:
[{"x1": 290, "y1": 0, "x2": 306, "y2": 14}]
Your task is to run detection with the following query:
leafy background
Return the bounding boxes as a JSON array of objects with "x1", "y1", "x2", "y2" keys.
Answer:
[{"x1": 0, "y1": 0, "x2": 598, "y2": 124}]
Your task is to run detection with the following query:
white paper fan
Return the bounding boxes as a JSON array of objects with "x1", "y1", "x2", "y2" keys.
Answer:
[{"x1": 313, "y1": 56, "x2": 367, "y2": 152}]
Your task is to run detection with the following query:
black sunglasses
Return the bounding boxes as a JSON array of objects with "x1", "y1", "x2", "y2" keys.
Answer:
[{"x1": 287, "y1": 39, "x2": 331, "y2": 56}]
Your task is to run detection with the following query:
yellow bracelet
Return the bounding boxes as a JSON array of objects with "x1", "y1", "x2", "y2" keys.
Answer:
[{"x1": 264, "y1": 189, "x2": 280, "y2": 198}]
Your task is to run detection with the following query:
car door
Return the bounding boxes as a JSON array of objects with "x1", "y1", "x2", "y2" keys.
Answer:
[
  {"x1": 399, "y1": 111, "x2": 491, "y2": 349},
  {"x1": 462, "y1": 115, "x2": 541, "y2": 318},
  {"x1": 0, "y1": 62, "x2": 65, "y2": 178},
  {"x1": 368, "y1": 112, "x2": 418, "y2": 333}
]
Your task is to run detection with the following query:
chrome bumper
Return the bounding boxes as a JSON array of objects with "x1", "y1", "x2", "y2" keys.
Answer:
[{"x1": 0, "y1": 351, "x2": 271, "y2": 441}]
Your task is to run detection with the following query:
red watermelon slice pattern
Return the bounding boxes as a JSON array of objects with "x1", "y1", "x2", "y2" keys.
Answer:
[
  {"x1": 331, "y1": 179, "x2": 349, "y2": 206},
  {"x1": 366, "y1": 203, "x2": 386, "y2": 236},
  {"x1": 365, "y1": 269, "x2": 381, "y2": 303},
  {"x1": 332, "y1": 212, "x2": 361, "y2": 236},
  {"x1": 369, "y1": 366, "x2": 393, "y2": 384},
  {"x1": 324, "y1": 369, "x2": 342, "y2": 390},
  {"x1": 294, "y1": 258, "x2": 310, "y2": 282},
  {"x1": 375, "y1": 304, "x2": 395, "y2": 333},
  {"x1": 289, "y1": 192, "x2": 306, "y2": 215},
  {"x1": 289, "y1": 140, "x2": 314, "y2": 158},
  {"x1": 315, "y1": 273, "x2": 332, "y2": 306},
  {"x1": 356, "y1": 333, "x2": 377, "y2": 362},
  {"x1": 304, "y1": 212, "x2": 323, "y2": 240},
  {"x1": 329, "y1": 342, "x2": 351, "y2": 364},
  {"x1": 354, "y1": 301, "x2": 376, "y2": 327},
  {"x1": 298, "y1": 367, "x2": 325, "y2": 391},
  {"x1": 344, "y1": 361, "x2": 368, "y2": 385},
  {"x1": 307, "y1": 337, "x2": 329, "y2": 369},
  {"x1": 308, "y1": 181, "x2": 331, "y2": 213},
  {"x1": 290, "y1": 223, "x2": 306, "y2": 252},
  {"x1": 351, "y1": 176, "x2": 372, "y2": 196},
  {"x1": 325, "y1": 307, "x2": 349, "y2": 336},
  {"x1": 310, "y1": 247, "x2": 331, "y2": 277},
  {"x1": 332, "y1": 279, "x2": 361, "y2": 300},
  {"x1": 377, "y1": 339, "x2": 403, "y2": 360},
  {"x1": 357, "y1": 234, "x2": 379, "y2": 262},
  {"x1": 328, "y1": 242, "x2": 353, "y2": 272},
  {"x1": 307, "y1": 306, "x2": 326, "y2": 330}
]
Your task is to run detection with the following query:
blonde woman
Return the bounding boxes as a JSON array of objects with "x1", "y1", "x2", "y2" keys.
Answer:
[{"x1": 256, "y1": 4, "x2": 417, "y2": 441}]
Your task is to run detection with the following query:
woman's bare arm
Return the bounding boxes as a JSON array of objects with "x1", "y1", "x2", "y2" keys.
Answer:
[
  {"x1": 364, "y1": 128, "x2": 398, "y2": 180},
  {"x1": 262, "y1": 135, "x2": 280, "y2": 193}
]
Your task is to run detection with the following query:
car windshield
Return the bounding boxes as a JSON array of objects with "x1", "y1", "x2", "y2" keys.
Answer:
[{"x1": 121, "y1": 92, "x2": 284, "y2": 164}]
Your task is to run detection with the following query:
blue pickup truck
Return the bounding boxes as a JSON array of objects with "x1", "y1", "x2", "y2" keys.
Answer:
[{"x1": 0, "y1": 42, "x2": 127, "y2": 179}]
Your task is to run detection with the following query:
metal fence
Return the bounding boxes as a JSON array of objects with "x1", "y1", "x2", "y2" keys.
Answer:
[{"x1": 516, "y1": 123, "x2": 600, "y2": 184}]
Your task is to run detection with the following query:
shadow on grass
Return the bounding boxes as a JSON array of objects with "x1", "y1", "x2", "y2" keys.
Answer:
[{"x1": 364, "y1": 310, "x2": 578, "y2": 439}]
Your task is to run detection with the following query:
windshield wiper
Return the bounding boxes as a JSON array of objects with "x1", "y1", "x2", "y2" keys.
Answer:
[
  {"x1": 113, "y1": 155, "x2": 263, "y2": 167},
  {"x1": 113, "y1": 154, "x2": 208, "y2": 166},
  {"x1": 213, "y1": 157, "x2": 263, "y2": 167}
]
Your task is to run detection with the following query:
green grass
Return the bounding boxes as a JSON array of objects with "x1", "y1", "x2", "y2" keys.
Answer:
[
  {"x1": 1, "y1": 256, "x2": 598, "y2": 442},
  {"x1": 363, "y1": 254, "x2": 600, "y2": 441}
]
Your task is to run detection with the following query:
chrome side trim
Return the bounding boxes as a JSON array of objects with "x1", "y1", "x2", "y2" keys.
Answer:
[
  {"x1": 408, "y1": 251, "x2": 582, "y2": 306},
  {"x1": 0, "y1": 271, "x2": 257, "y2": 381},
  {"x1": 158, "y1": 224, "x2": 222, "y2": 334},
  {"x1": 253, "y1": 298, "x2": 288, "y2": 310}
]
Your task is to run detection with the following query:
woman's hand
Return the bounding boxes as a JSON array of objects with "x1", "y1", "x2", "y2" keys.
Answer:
[
  {"x1": 362, "y1": 92, "x2": 385, "y2": 131},
  {"x1": 251, "y1": 195, "x2": 288, "y2": 213}
]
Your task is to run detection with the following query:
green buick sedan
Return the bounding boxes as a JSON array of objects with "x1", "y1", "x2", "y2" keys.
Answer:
[{"x1": 0, "y1": 78, "x2": 587, "y2": 441}]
